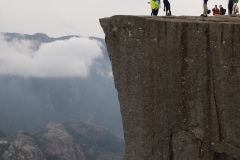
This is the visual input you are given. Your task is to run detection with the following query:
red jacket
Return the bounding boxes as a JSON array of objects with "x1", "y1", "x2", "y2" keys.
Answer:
[{"x1": 212, "y1": 7, "x2": 220, "y2": 15}]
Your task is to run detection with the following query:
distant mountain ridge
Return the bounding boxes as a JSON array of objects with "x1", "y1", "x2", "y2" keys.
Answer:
[
  {"x1": 2, "y1": 32, "x2": 104, "y2": 42},
  {"x1": 2, "y1": 32, "x2": 105, "y2": 50}
]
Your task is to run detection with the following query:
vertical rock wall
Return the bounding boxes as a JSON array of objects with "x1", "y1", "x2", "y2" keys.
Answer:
[{"x1": 100, "y1": 15, "x2": 240, "y2": 160}]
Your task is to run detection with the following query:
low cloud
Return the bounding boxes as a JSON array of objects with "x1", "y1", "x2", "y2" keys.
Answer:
[{"x1": 0, "y1": 36, "x2": 103, "y2": 77}]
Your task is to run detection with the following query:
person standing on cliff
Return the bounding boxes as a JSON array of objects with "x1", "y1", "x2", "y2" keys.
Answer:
[
  {"x1": 228, "y1": 0, "x2": 234, "y2": 15},
  {"x1": 219, "y1": 5, "x2": 226, "y2": 15},
  {"x1": 201, "y1": 0, "x2": 208, "y2": 17},
  {"x1": 149, "y1": 0, "x2": 159, "y2": 16},
  {"x1": 163, "y1": 0, "x2": 171, "y2": 16},
  {"x1": 233, "y1": 0, "x2": 239, "y2": 14},
  {"x1": 212, "y1": 5, "x2": 220, "y2": 15}
]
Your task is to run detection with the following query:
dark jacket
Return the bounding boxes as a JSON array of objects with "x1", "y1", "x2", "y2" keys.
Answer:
[
  {"x1": 204, "y1": 0, "x2": 208, "y2": 4},
  {"x1": 163, "y1": 0, "x2": 170, "y2": 10},
  {"x1": 220, "y1": 7, "x2": 226, "y2": 15}
]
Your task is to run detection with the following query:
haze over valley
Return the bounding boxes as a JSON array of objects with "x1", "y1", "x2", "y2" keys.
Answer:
[{"x1": 0, "y1": 32, "x2": 123, "y2": 139}]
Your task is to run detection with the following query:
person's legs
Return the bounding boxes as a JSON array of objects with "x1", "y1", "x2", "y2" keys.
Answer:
[
  {"x1": 152, "y1": 9, "x2": 158, "y2": 16},
  {"x1": 169, "y1": 4, "x2": 171, "y2": 15},
  {"x1": 203, "y1": 3, "x2": 208, "y2": 16},
  {"x1": 229, "y1": 2, "x2": 233, "y2": 15},
  {"x1": 166, "y1": 4, "x2": 170, "y2": 15},
  {"x1": 233, "y1": 3, "x2": 237, "y2": 14},
  {"x1": 228, "y1": 4, "x2": 231, "y2": 14}
]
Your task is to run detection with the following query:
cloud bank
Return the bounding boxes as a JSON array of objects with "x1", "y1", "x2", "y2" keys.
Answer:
[{"x1": 0, "y1": 36, "x2": 103, "y2": 77}]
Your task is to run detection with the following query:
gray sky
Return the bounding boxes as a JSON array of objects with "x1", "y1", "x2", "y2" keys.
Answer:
[
  {"x1": 0, "y1": 0, "x2": 230, "y2": 78},
  {"x1": 0, "y1": 0, "x2": 228, "y2": 38}
]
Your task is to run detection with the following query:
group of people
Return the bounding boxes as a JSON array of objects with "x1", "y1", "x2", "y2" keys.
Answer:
[
  {"x1": 202, "y1": 0, "x2": 239, "y2": 17},
  {"x1": 149, "y1": 0, "x2": 239, "y2": 17},
  {"x1": 212, "y1": 5, "x2": 226, "y2": 15},
  {"x1": 149, "y1": 0, "x2": 171, "y2": 16}
]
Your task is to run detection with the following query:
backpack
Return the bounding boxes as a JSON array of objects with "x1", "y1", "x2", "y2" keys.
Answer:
[{"x1": 223, "y1": 9, "x2": 226, "y2": 15}]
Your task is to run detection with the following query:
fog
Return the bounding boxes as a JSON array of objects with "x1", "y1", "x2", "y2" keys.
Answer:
[
  {"x1": 0, "y1": 36, "x2": 103, "y2": 77},
  {"x1": 0, "y1": 34, "x2": 123, "y2": 138}
]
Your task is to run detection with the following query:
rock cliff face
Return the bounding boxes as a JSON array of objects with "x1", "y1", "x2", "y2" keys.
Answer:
[{"x1": 100, "y1": 15, "x2": 240, "y2": 160}]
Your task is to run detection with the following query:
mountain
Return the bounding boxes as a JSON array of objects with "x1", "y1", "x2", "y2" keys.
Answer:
[
  {"x1": 1, "y1": 132, "x2": 45, "y2": 160},
  {"x1": 0, "y1": 33, "x2": 123, "y2": 138},
  {"x1": 2, "y1": 32, "x2": 105, "y2": 50},
  {"x1": 0, "y1": 121, "x2": 124, "y2": 160},
  {"x1": 63, "y1": 121, "x2": 124, "y2": 160}
]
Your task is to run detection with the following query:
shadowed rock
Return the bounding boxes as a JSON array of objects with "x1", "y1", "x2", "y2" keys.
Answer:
[
  {"x1": 100, "y1": 15, "x2": 240, "y2": 160},
  {"x1": 1, "y1": 132, "x2": 44, "y2": 160},
  {"x1": 36, "y1": 123, "x2": 86, "y2": 160},
  {"x1": 0, "y1": 121, "x2": 124, "y2": 160}
]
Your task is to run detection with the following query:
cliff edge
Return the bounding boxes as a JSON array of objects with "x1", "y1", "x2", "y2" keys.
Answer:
[{"x1": 100, "y1": 15, "x2": 240, "y2": 160}]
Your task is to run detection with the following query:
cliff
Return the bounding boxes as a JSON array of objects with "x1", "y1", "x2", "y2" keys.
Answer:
[{"x1": 100, "y1": 15, "x2": 240, "y2": 160}]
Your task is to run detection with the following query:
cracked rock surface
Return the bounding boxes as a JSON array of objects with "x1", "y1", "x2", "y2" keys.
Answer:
[{"x1": 100, "y1": 15, "x2": 240, "y2": 160}]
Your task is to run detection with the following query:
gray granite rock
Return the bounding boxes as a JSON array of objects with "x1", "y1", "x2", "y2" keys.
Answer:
[
  {"x1": 100, "y1": 15, "x2": 240, "y2": 160},
  {"x1": 37, "y1": 123, "x2": 86, "y2": 160},
  {"x1": 1, "y1": 131, "x2": 45, "y2": 160}
]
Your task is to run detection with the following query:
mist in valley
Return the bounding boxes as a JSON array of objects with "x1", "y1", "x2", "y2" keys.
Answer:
[{"x1": 0, "y1": 33, "x2": 123, "y2": 138}]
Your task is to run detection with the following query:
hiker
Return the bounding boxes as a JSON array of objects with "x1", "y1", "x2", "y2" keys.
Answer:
[
  {"x1": 201, "y1": 0, "x2": 208, "y2": 17},
  {"x1": 228, "y1": 0, "x2": 234, "y2": 15},
  {"x1": 149, "y1": 0, "x2": 159, "y2": 16},
  {"x1": 219, "y1": 5, "x2": 226, "y2": 15},
  {"x1": 212, "y1": 5, "x2": 220, "y2": 15},
  {"x1": 163, "y1": 0, "x2": 171, "y2": 16},
  {"x1": 233, "y1": 0, "x2": 239, "y2": 14}
]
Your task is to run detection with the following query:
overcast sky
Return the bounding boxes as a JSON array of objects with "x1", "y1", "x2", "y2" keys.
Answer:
[
  {"x1": 0, "y1": 0, "x2": 230, "y2": 78},
  {"x1": 0, "y1": 0, "x2": 228, "y2": 38}
]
